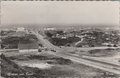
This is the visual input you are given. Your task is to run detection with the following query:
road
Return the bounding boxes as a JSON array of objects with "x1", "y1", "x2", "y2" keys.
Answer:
[
  {"x1": 32, "y1": 30, "x2": 120, "y2": 75},
  {"x1": 32, "y1": 31, "x2": 61, "y2": 51},
  {"x1": 49, "y1": 52, "x2": 120, "y2": 75}
]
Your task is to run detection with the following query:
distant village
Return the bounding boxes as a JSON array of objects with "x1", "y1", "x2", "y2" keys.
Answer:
[
  {"x1": 1, "y1": 27, "x2": 120, "y2": 78},
  {"x1": 44, "y1": 27, "x2": 120, "y2": 47},
  {"x1": 0, "y1": 27, "x2": 120, "y2": 52}
]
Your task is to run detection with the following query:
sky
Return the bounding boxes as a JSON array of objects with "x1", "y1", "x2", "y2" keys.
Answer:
[{"x1": 1, "y1": 1, "x2": 120, "y2": 26}]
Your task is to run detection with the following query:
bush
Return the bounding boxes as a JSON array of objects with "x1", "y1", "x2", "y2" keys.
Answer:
[
  {"x1": 88, "y1": 48, "x2": 117, "y2": 57},
  {"x1": 28, "y1": 55, "x2": 49, "y2": 60},
  {"x1": 51, "y1": 57, "x2": 72, "y2": 65}
]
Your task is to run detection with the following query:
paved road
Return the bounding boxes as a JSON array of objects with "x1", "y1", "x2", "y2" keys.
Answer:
[
  {"x1": 49, "y1": 52, "x2": 120, "y2": 75},
  {"x1": 32, "y1": 31, "x2": 61, "y2": 51},
  {"x1": 32, "y1": 30, "x2": 120, "y2": 75}
]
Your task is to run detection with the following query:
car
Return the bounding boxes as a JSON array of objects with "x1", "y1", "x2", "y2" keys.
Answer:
[
  {"x1": 51, "y1": 49, "x2": 56, "y2": 52},
  {"x1": 38, "y1": 49, "x2": 42, "y2": 52}
]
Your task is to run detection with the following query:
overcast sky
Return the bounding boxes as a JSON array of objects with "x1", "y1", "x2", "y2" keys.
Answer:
[{"x1": 1, "y1": 1, "x2": 119, "y2": 26}]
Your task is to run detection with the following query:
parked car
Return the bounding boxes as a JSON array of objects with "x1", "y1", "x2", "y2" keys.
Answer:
[{"x1": 51, "y1": 49, "x2": 56, "y2": 52}]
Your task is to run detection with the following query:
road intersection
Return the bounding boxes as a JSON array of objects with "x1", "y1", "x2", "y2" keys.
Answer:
[{"x1": 32, "y1": 30, "x2": 120, "y2": 75}]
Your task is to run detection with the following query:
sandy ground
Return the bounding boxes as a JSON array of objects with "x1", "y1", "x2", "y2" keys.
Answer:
[
  {"x1": 3, "y1": 51, "x2": 109, "y2": 77},
  {"x1": 1, "y1": 49, "x2": 120, "y2": 77}
]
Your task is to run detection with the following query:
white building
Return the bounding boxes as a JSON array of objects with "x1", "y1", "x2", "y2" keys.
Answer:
[
  {"x1": 16, "y1": 27, "x2": 29, "y2": 34},
  {"x1": 102, "y1": 42, "x2": 115, "y2": 47},
  {"x1": 16, "y1": 27, "x2": 25, "y2": 32},
  {"x1": 44, "y1": 27, "x2": 56, "y2": 31}
]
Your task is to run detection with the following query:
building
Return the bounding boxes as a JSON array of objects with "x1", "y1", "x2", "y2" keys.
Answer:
[
  {"x1": 16, "y1": 27, "x2": 29, "y2": 34},
  {"x1": 18, "y1": 40, "x2": 39, "y2": 52},
  {"x1": 102, "y1": 42, "x2": 116, "y2": 47},
  {"x1": 2, "y1": 31, "x2": 38, "y2": 51},
  {"x1": 44, "y1": 27, "x2": 56, "y2": 31},
  {"x1": 16, "y1": 27, "x2": 25, "y2": 32}
]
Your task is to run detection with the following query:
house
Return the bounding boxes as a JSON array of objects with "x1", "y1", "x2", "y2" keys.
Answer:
[
  {"x1": 1, "y1": 29, "x2": 39, "y2": 52},
  {"x1": 16, "y1": 27, "x2": 29, "y2": 33},
  {"x1": 16, "y1": 27, "x2": 25, "y2": 32},
  {"x1": 1, "y1": 37, "x2": 39, "y2": 52},
  {"x1": 44, "y1": 27, "x2": 56, "y2": 31},
  {"x1": 102, "y1": 42, "x2": 117, "y2": 47}
]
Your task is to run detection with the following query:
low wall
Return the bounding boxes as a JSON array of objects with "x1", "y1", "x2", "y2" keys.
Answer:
[
  {"x1": 0, "y1": 49, "x2": 19, "y2": 52},
  {"x1": 19, "y1": 49, "x2": 38, "y2": 53}
]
